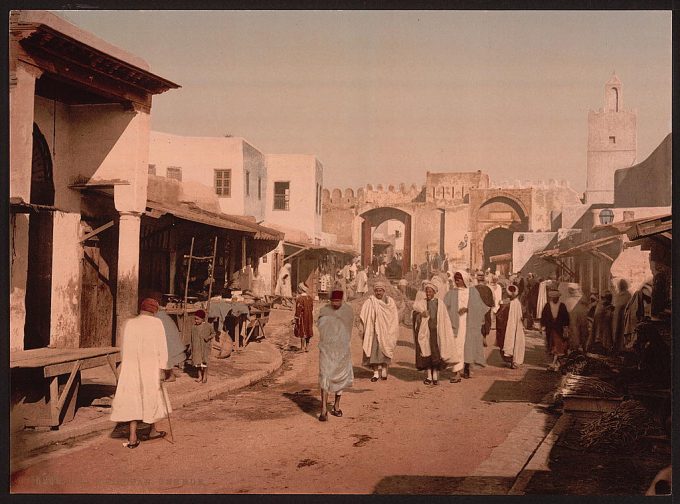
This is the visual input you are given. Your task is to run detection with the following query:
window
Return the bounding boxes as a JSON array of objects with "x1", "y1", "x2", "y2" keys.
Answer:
[
  {"x1": 609, "y1": 136, "x2": 616, "y2": 144},
  {"x1": 166, "y1": 166, "x2": 182, "y2": 181},
  {"x1": 315, "y1": 183, "x2": 320, "y2": 214},
  {"x1": 245, "y1": 170, "x2": 250, "y2": 196},
  {"x1": 148, "y1": 164, "x2": 156, "y2": 175},
  {"x1": 215, "y1": 169, "x2": 231, "y2": 197},
  {"x1": 273, "y1": 181, "x2": 290, "y2": 211},
  {"x1": 258, "y1": 177, "x2": 262, "y2": 200},
  {"x1": 318, "y1": 185, "x2": 322, "y2": 214}
]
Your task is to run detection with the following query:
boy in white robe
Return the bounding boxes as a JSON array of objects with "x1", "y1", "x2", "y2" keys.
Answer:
[{"x1": 502, "y1": 284, "x2": 526, "y2": 368}]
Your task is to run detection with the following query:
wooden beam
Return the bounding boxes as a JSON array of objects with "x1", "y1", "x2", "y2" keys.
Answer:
[
  {"x1": 79, "y1": 220, "x2": 114, "y2": 243},
  {"x1": 56, "y1": 360, "x2": 82, "y2": 412}
]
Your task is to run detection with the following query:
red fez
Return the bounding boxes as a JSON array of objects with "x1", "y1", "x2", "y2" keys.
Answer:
[
  {"x1": 195, "y1": 309, "x2": 207, "y2": 319},
  {"x1": 330, "y1": 290, "x2": 344, "y2": 301},
  {"x1": 140, "y1": 298, "x2": 159, "y2": 314}
]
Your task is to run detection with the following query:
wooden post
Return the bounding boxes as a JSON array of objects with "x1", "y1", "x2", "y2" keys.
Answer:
[
  {"x1": 182, "y1": 237, "x2": 195, "y2": 343},
  {"x1": 241, "y1": 235, "x2": 246, "y2": 271},
  {"x1": 205, "y1": 236, "x2": 218, "y2": 316}
]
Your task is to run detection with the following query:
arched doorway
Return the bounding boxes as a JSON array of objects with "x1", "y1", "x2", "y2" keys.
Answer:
[
  {"x1": 24, "y1": 123, "x2": 55, "y2": 349},
  {"x1": 360, "y1": 207, "x2": 412, "y2": 275},
  {"x1": 474, "y1": 194, "x2": 529, "y2": 273},
  {"x1": 482, "y1": 227, "x2": 514, "y2": 274}
]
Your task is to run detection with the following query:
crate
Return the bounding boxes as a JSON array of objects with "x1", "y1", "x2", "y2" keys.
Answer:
[{"x1": 562, "y1": 394, "x2": 624, "y2": 412}]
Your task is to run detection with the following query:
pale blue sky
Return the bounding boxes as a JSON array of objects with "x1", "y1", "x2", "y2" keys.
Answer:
[{"x1": 56, "y1": 10, "x2": 672, "y2": 194}]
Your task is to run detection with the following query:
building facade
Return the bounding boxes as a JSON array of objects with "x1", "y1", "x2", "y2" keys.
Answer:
[{"x1": 9, "y1": 11, "x2": 179, "y2": 351}]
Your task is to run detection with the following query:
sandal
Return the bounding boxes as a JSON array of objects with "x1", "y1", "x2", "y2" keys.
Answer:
[
  {"x1": 318, "y1": 413, "x2": 328, "y2": 422},
  {"x1": 124, "y1": 440, "x2": 140, "y2": 449},
  {"x1": 370, "y1": 376, "x2": 379, "y2": 382},
  {"x1": 142, "y1": 431, "x2": 167, "y2": 441},
  {"x1": 330, "y1": 408, "x2": 343, "y2": 417},
  {"x1": 381, "y1": 376, "x2": 387, "y2": 381},
  {"x1": 432, "y1": 380, "x2": 439, "y2": 385},
  {"x1": 450, "y1": 377, "x2": 461, "y2": 383},
  {"x1": 423, "y1": 378, "x2": 432, "y2": 385}
]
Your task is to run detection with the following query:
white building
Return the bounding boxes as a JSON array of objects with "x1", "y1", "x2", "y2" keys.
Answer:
[
  {"x1": 149, "y1": 132, "x2": 267, "y2": 221},
  {"x1": 263, "y1": 154, "x2": 324, "y2": 243}
]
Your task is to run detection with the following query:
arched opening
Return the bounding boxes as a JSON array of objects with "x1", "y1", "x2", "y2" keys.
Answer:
[
  {"x1": 483, "y1": 227, "x2": 514, "y2": 274},
  {"x1": 360, "y1": 207, "x2": 411, "y2": 275},
  {"x1": 24, "y1": 124, "x2": 55, "y2": 349}
]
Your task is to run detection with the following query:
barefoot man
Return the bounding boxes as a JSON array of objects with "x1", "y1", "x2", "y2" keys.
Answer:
[{"x1": 317, "y1": 289, "x2": 354, "y2": 422}]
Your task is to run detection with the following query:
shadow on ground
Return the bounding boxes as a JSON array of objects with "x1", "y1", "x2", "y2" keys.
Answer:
[
  {"x1": 481, "y1": 369, "x2": 559, "y2": 403},
  {"x1": 373, "y1": 475, "x2": 514, "y2": 494},
  {"x1": 282, "y1": 391, "x2": 321, "y2": 418}
]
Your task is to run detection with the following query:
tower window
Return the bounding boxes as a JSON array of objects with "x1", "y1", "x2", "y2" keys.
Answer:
[
  {"x1": 609, "y1": 136, "x2": 616, "y2": 144},
  {"x1": 166, "y1": 166, "x2": 182, "y2": 181}
]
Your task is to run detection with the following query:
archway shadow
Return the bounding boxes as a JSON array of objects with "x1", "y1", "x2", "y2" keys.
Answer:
[{"x1": 397, "y1": 339, "x2": 415, "y2": 350}]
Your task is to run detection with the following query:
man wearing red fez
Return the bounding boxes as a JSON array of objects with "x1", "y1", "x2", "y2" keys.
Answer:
[
  {"x1": 110, "y1": 298, "x2": 171, "y2": 448},
  {"x1": 316, "y1": 289, "x2": 354, "y2": 421},
  {"x1": 190, "y1": 309, "x2": 215, "y2": 383}
]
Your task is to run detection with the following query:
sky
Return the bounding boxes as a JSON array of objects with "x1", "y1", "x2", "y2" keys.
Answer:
[{"x1": 55, "y1": 10, "x2": 672, "y2": 194}]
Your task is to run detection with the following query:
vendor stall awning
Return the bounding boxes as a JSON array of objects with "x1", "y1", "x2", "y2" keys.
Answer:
[
  {"x1": 626, "y1": 214, "x2": 672, "y2": 242},
  {"x1": 283, "y1": 240, "x2": 357, "y2": 261},
  {"x1": 556, "y1": 234, "x2": 622, "y2": 258},
  {"x1": 145, "y1": 200, "x2": 283, "y2": 241},
  {"x1": 591, "y1": 213, "x2": 671, "y2": 235}
]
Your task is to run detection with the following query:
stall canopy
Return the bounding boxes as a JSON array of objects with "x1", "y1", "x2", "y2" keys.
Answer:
[
  {"x1": 283, "y1": 240, "x2": 357, "y2": 261},
  {"x1": 145, "y1": 200, "x2": 283, "y2": 241}
]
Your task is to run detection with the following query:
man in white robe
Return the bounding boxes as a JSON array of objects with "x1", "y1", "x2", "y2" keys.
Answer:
[
  {"x1": 275, "y1": 263, "x2": 293, "y2": 298},
  {"x1": 110, "y1": 298, "x2": 171, "y2": 448},
  {"x1": 502, "y1": 284, "x2": 526, "y2": 368},
  {"x1": 355, "y1": 266, "x2": 369, "y2": 296},
  {"x1": 413, "y1": 281, "x2": 459, "y2": 384},
  {"x1": 359, "y1": 281, "x2": 399, "y2": 381},
  {"x1": 444, "y1": 270, "x2": 489, "y2": 381},
  {"x1": 317, "y1": 290, "x2": 354, "y2": 421}
]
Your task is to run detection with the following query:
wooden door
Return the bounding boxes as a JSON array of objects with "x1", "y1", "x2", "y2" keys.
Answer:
[{"x1": 80, "y1": 235, "x2": 115, "y2": 348}]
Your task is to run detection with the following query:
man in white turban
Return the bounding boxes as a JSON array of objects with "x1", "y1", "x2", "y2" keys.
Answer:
[
  {"x1": 360, "y1": 281, "x2": 400, "y2": 381},
  {"x1": 275, "y1": 263, "x2": 293, "y2": 298},
  {"x1": 413, "y1": 281, "x2": 458, "y2": 384},
  {"x1": 444, "y1": 270, "x2": 489, "y2": 381}
]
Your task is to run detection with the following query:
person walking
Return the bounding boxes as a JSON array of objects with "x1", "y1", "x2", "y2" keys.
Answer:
[
  {"x1": 359, "y1": 281, "x2": 399, "y2": 382},
  {"x1": 443, "y1": 270, "x2": 489, "y2": 381},
  {"x1": 294, "y1": 282, "x2": 314, "y2": 352},
  {"x1": 540, "y1": 289, "x2": 570, "y2": 370},
  {"x1": 190, "y1": 309, "x2": 215, "y2": 383},
  {"x1": 275, "y1": 263, "x2": 293, "y2": 298},
  {"x1": 474, "y1": 271, "x2": 495, "y2": 347},
  {"x1": 317, "y1": 290, "x2": 354, "y2": 422},
  {"x1": 612, "y1": 278, "x2": 632, "y2": 355},
  {"x1": 355, "y1": 265, "x2": 369, "y2": 297},
  {"x1": 501, "y1": 284, "x2": 526, "y2": 368},
  {"x1": 591, "y1": 291, "x2": 615, "y2": 352},
  {"x1": 110, "y1": 298, "x2": 170, "y2": 449},
  {"x1": 412, "y1": 281, "x2": 458, "y2": 385}
]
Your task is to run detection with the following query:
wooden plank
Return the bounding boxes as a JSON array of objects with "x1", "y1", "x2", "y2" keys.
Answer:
[
  {"x1": 44, "y1": 354, "x2": 119, "y2": 377},
  {"x1": 49, "y1": 376, "x2": 59, "y2": 427},
  {"x1": 11, "y1": 347, "x2": 119, "y2": 369},
  {"x1": 106, "y1": 353, "x2": 120, "y2": 383},
  {"x1": 79, "y1": 220, "x2": 115, "y2": 243},
  {"x1": 56, "y1": 361, "x2": 81, "y2": 412}
]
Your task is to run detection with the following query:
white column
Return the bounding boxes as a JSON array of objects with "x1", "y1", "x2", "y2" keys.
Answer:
[
  {"x1": 115, "y1": 211, "x2": 142, "y2": 346},
  {"x1": 9, "y1": 62, "x2": 41, "y2": 351}
]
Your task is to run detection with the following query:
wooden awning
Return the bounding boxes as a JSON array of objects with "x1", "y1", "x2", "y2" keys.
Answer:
[
  {"x1": 145, "y1": 200, "x2": 283, "y2": 241},
  {"x1": 10, "y1": 196, "x2": 62, "y2": 213},
  {"x1": 489, "y1": 252, "x2": 512, "y2": 263}
]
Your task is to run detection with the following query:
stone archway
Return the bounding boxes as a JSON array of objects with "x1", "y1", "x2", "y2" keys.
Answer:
[
  {"x1": 360, "y1": 207, "x2": 412, "y2": 274},
  {"x1": 472, "y1": 194, "x2": 529, "y2": 271}
]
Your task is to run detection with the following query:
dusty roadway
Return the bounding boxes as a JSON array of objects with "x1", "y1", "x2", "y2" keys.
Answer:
[{"x1": 11, "y1": 312, "x2": 560, "y2": 494}]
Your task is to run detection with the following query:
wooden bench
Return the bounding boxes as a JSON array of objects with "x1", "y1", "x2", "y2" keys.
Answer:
[
  {"x1": 10, "y1": 347, "x2": 120, "y2": 429},
  {"x1": 241, "y1": 306, "x2": 271, "y2": 349}
]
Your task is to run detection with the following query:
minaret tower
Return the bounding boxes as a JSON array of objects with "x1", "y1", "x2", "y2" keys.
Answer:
[{"x1": 585, "y1": 73, "x2": 637, "y2": 204}]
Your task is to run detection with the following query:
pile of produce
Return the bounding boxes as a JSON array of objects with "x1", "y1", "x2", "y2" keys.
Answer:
[
  {"x1": 556, "y1": 374, "x2": 620, "y2": 400},
  {"x1": 559, "y1": 353, "x2": 612, "y2": 376},
  {"x1": 579, "y1": 400, "x2": 662, "y2": 452}
]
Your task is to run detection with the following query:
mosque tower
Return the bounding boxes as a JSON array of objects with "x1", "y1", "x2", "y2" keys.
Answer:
[{"x1": 585, "y1": 73, "x2": 637, "y2": 204}]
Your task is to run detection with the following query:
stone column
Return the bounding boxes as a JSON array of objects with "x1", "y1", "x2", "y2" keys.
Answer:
[{"x1": 115, "y1": 211, "x2": 142, "y2": 346}]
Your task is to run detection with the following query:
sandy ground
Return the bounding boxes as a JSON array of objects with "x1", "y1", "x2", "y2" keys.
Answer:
[{"x1": 11, "y1": 306, "x2": 559, "y2": 494}]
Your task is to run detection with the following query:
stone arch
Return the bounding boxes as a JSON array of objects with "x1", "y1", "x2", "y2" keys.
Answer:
[
  {"x1": 479, "y1": 194, "x2": 530, "y2": 222},
  {"x1": 359, "y1": 206, "x2": 412, "y2": 273}
]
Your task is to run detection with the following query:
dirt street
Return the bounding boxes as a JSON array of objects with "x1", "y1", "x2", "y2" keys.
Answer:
[{"x1": 11, "y1": 310, "x2": 559, "y2": 494}]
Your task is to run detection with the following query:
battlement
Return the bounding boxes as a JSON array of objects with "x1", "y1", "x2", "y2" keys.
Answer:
[
  {"x1": 322, "y1": 182, "x2": 425, "y2": 208},
  {"x1": 489, "y1": 178, "x2": 571, "y2": 189}
]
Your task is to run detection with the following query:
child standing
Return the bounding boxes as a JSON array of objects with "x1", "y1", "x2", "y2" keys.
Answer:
[{"x1": 190, "y1": 309, "x2": 215, "y2": 383}]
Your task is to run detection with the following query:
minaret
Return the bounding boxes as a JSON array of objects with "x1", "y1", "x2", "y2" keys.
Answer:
[{"x1": 585, "y1": 73, "x2": 637, "y2": 204}]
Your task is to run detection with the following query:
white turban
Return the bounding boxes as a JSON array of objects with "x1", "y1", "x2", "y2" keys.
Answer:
[{"x1": 423, "y1": 281, "x2": 438, "y2": 293}]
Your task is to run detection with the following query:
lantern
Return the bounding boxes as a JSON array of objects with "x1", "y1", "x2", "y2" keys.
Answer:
[{"x1": 599, "y1": 208, "x2": 614, "y2": 225}]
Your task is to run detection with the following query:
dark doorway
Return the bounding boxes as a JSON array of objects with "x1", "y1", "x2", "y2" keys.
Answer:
[
  {"x1": 360, "y1": 207, "x2": 412, "y2": 274},
  {"x1": 482, "y1": 227, "x2": 514, "y2": 273},
  {"x1": 24, "y1": 124, "x2": 55, "y2": 349}
]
